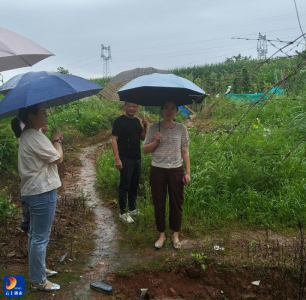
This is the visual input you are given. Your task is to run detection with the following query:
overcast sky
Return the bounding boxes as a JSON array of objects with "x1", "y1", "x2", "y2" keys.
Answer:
[{"x1": 1, "y1": 0, "x2": 306, "y2": 83}]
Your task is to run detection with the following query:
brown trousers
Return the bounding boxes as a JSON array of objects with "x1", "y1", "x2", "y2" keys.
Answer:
[{"x1": 150, "y1": 165, "x2": 184, "y2": 232}]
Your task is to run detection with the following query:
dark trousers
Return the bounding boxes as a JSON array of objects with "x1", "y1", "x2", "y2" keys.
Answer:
[
  {"x1": 118, "y1": 156, "x2": 141, "y2": 214},
  {"x1": 150, "y1": 165, "x2": 184, "y2": 232}
]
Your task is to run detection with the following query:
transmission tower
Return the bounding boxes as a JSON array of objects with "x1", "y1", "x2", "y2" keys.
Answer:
[
  {"x1": 257, "y1": 33, "x2": 268, "y2": 60},
  {"x1": 101, "y1": 44, "x2": 112, "y2": 77}
]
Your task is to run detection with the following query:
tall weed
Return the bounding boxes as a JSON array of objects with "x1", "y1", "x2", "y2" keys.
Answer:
[{"x1": 97, "y1": 95, "x2": 306, "y2": 238}]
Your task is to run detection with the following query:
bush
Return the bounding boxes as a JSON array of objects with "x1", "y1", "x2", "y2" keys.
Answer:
[
  {"x1": 0, "y1": 189, "x2": 18, "y2": 224},
  {"x1": 48, "y1": 96, "x2": 123, "y2": 138},
  {"x1": 96, "y1": 95, "x2": 306, "y2": 237}
]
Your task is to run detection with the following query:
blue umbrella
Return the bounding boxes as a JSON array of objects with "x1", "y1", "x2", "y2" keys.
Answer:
[
  {"x1": 0, "y1": 72, "x2": 103, "y2": 121},
  {"x1": 0, "y1": 71, "x2": 53, "y2": 95},
  {"x1": 118, "y1": 73, "x2": 206, "y2": 106}
]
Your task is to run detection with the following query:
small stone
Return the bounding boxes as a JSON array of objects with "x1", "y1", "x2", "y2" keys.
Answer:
[
  {"x1": 7, "y1": 251, "x2": 16, "y2": 258},
  {"x1": 151, "y1": 279, "x2": 162, "y2": 287},
  {"x1": 205, "y1": 286, "x2": 220, "y2": 298},
  {"x1": 169, "y1": 287, "x2": 176, "y2": 296}
]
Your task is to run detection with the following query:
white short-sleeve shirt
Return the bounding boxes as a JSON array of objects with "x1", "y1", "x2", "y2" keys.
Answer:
[
  {"x1": 143, "y1": 122, "x2": 189, "y2": 168},
  {"x1": 18, "y1": 129, "x2": 61, "y2": 196}
]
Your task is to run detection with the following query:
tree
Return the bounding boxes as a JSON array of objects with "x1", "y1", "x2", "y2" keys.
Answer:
[
  {"x1": 225, "y1": 54, "x2": 251, "y2": 63},
  {"x1": 57, "y1": 67, "x2": 70, "y2": 74},
  {"x1": 241, "y1": 68, "x2": 251, "y2": 93}
]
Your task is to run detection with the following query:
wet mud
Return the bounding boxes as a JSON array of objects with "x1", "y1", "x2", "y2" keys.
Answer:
[
  {"x1": 11, "y1": 137, "x2": 302, "y2": 300},
  {"x1": 68, "y1": 143, "x2": 118, "y2": 300}
]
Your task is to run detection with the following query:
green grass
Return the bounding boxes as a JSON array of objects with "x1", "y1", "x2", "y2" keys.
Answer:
[{"x1": 96, "y1": 95, "x2": 306, "y2": 243}]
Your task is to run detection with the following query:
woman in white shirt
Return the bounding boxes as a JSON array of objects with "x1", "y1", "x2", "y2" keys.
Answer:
[
  {"x1": 143, "y1": 101, "x2": 191, "y2": 250},
  {"x1": 11, "y1": 118, "x2": 49, "y2": 233},
  {"x1": 16, "y1": 103, "x2": 63, "y2": 292}
]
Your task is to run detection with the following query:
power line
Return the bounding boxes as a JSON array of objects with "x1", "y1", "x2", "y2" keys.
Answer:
[
  {"x1": 70, "y1": 46, "x2": 256, "y2": 75},
  {"x1": 70, "y1": 44, "x2": 256, "y2": 72},
  {"x1": 171, "y1": 47, "x2": 256, "y2": 69},
  {"x1": 62, "y1": 26, "x2": 305, "y2": 70},
  {"x1": 108, "y1": 11, "x2": 306, "y2": 47},
  {"x1": 293, "y1": 0, "x2": 306, "y2": 44},
  {"x1": 111, "y1": 42, "x2": 255, "y2": 62},
  {"x1": 111, "y1": 26, "x2": 306, "y2": 54},
  {"x1": 53, "y1": 13, "x2": 306, "y2": 64}
]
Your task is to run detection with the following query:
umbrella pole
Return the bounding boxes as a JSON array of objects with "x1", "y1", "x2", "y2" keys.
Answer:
[
  {"x1": 159, "y1": 106, "x2": 162, "y2": 132},
  {"x1": 47, "y1": 101, "x2": 57, "y2": 128}
]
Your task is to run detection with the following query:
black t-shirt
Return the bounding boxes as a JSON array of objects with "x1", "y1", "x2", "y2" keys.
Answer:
[{"x1": 112, "y1": 115, "x2": 143, "y2": 159}]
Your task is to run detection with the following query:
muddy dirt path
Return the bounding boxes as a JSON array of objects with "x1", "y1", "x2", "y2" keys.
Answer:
[
  {"x1": 56, "y1": 140, "x2": 301, "y2": 300},
  {"x1": 68, "y1": 142, "x2": 118, "y2": 300}
]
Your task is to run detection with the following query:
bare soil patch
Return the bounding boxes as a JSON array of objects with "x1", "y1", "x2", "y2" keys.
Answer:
[{"x1": 1, "y1": 130, "x2": 306, "y2": 300}]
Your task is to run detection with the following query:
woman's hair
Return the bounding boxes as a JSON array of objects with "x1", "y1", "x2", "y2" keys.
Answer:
[
  {"x1": 161, "y1": 101, "x2": 178, "y2": 111},
  {"x1": 18, "y1": 104, "x2": 40, "y2": 124},
  {"x1": 11, "y1": 117, "x2": 22, "y2": 138}
]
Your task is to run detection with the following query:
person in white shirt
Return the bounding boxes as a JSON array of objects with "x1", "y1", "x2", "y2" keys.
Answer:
[
  {"x1": 143, "y1": 101, "x2": 191, "y2": 250},
  {"x1": 11, "y1": 117, "x2": 49, "y2": 233},
  {"x1": 14, "y1": 103, "x2": 63, "y2": 292}
]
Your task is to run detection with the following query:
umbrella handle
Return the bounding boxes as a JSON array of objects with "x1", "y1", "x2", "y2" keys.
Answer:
[{"x1": 47, "y1": 101, "x2": 57, "y2": 128}]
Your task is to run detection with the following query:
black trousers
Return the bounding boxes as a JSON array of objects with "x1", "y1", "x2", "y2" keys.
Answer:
[
  {"x1": 118, "y1": 156, "x2": 141, "y2": 214},
  {"x1": 150, "y1": 165, "x2": 184, "y2": 232}
]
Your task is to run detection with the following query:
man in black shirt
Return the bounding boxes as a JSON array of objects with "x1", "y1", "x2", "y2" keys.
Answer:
[{"x1": 111, "y1": 102, "x2": 148, "y2": 223}]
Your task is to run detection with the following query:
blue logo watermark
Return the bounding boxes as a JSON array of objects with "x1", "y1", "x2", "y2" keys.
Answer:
[{"x1": 3, "y1": 275, "x2": 25, "y2": 297}]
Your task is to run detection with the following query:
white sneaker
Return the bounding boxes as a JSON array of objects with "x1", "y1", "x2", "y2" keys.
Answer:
[
  {"x1": 129, "y1": 209, "x2": 142, "y2": 216},
  {"x1": 119, "y1": 213, "x2": 134, "y2": 223}
]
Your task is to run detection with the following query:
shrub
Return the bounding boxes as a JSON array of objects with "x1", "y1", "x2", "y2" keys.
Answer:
[{"x1": 0, "y1": 189, "x2": 18, "y2": 224}]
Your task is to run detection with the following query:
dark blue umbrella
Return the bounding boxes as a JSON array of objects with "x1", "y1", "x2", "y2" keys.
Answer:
[
  {"x1": 118, "y1": 73, "x2": 206, "y2": 106},
  {"x1": 0, "y1": 71, "x2": 53, "y2": 95},
  {"x1": 0, "y1": 72, "x2": 103, "y2": 121}
]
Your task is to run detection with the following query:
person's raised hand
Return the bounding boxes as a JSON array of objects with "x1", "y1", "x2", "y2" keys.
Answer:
[
  {"x1": 52, "y1": 129, "x2": 63, "y2": 141},
  {"x1": 41, "y1": 125, "x2": 49, "y2": 134},
  {"x1": 154, "y1": 132, "x2": 162, "y2": 143}
]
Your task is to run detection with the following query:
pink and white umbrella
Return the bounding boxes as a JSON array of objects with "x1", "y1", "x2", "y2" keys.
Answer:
[{"x1": 0, "y1": 27, "x2": 53, "y2": 72}]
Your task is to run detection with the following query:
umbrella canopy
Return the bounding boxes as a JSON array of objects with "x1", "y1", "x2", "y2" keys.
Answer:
[
  {"x1": 100, "y1": 67, "x2": 170, "y2": 101},
  {"x1": 0, "y1": 71, "x2": 59, "y2": 95},
  {"x1": 0, "y1": 72, "x2": 102, "y2": 119},
  {"x1": 0, "y1": 27, "x2": 53, "y2": 72},
  {"x1": 118, "y1": 73, "x2": 206, "y2": 106}
]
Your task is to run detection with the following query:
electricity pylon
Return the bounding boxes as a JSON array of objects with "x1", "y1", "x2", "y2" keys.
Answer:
[
  {"x1": 101, "y1": 44, "x2": 111, "y2": 77},
  {"x1": 257, "y1": 33, "x2": 268, "y2": 60}
]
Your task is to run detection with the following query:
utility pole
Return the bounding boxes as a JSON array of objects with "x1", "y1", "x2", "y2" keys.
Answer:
[
  {"x1": 257, "y1": 33, "x2": 268, "y2": 60},
  {"x1": 101, "y1": 44, "x2": 111, "y2": 77}
]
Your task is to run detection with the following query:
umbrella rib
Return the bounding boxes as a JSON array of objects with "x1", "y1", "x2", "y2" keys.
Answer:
[{"x1": 18, "y1": 55, "x2": 34, "y2": 67}]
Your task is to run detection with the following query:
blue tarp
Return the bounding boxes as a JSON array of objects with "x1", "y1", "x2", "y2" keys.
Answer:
[
  {"x1": 178, "y1": 105, "x2": 189, "y2": 116},
  {"x1": 226, "y1": 86, "x2": 284, "y2": 102}
]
